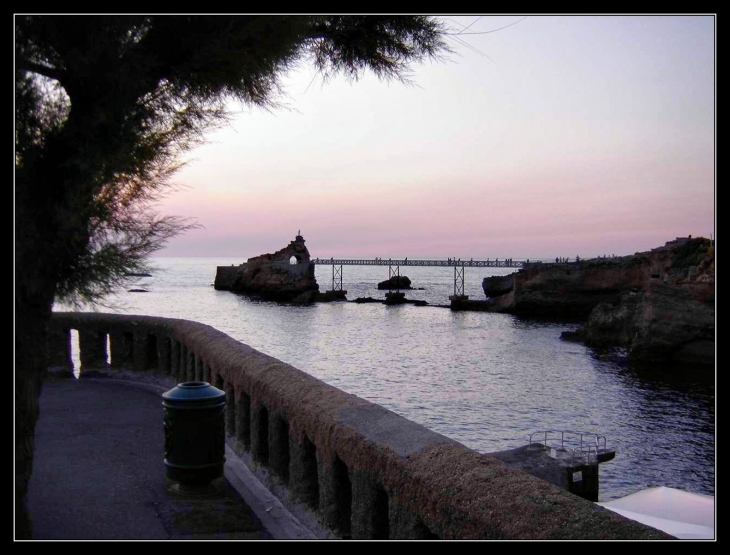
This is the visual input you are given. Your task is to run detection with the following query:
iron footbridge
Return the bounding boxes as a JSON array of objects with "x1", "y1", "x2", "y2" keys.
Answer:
[
  {"x1": 311, "y1": 258, "x2": 529, "y2": 304},
  {"x1": 311, "y1": 258, "x2": 525, "y2": 268}
]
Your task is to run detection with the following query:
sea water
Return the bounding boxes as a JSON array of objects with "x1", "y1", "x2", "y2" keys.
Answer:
[{"x1": 54, "y1": 257, "x2": 715, "y2": 502}]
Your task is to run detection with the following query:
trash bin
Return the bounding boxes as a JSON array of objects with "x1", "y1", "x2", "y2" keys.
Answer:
[{"x1": 162, "y1": 381, "x2": 226, "y2": 484}]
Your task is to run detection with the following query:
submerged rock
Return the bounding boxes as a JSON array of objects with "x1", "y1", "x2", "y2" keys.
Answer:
[
  {"x1": 314, "y1": 290, "x2": 348, "y2": 303},
  {"x1": 353, "y1": 297, "x2": 381, "y2": 304}
]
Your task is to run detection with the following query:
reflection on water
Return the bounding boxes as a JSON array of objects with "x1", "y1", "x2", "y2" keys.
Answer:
[{"x1": 55, "y1": 257, "x2": 715, "y2": 501}]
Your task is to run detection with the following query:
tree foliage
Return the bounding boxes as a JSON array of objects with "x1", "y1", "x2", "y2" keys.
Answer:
[
  {"x1": 14, "y1": 15, "x2": 448, "y2": 538},
  {"x1": 16, "y1": 15, "x2": 447, "y2": 305}
]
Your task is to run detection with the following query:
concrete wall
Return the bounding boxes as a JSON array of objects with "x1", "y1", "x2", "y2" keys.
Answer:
[{"x1": 48, "y1": 312, "x2": 672, "y2": 540}]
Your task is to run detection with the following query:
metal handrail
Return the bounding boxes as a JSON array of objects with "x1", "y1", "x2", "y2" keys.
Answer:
[{"x1": 529, "y1": 430, "x2": 608, "y2": 466}]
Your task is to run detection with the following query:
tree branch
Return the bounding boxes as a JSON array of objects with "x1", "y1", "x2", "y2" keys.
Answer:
[{"x1": 16, "y1": 59, "x2": 63, "y2": 83}]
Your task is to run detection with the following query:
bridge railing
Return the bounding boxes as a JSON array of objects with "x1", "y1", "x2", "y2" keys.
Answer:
[
  {"x1": 47, "y1": 312, "x2": 668, "y2": 540},
  {"x1": 310, "y1": 258, "x2": 525, "y2": 268}
]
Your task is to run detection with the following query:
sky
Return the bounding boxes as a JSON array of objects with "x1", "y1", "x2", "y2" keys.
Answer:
[{"x1": 157, "y1": 15, "x2": 715, "y2": 261}]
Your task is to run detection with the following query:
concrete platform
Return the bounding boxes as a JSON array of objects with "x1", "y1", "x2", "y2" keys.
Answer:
[{"x1": 25, "y1": 377, "x2": 318, "y2": 540}]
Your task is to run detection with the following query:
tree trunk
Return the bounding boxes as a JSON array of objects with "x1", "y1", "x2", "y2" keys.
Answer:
[
  {"x1": 15, "y1": 301, "x2": 51, "y2": 539},
  {"x1": 15, "y1": 202, "x2": 55, "y2": 538},
  {"x1": 15, "y1": 151, "x2": 68, "y2": 539}
]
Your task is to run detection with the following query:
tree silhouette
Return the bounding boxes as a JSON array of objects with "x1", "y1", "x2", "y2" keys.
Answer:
[{"x1": 14, "y1": 15, "x2": 449, "y2": 538}]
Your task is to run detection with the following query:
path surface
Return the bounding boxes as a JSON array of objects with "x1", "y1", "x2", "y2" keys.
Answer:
[{"x1": 26, "y1": 377, "x2": 286, "y2": 540}]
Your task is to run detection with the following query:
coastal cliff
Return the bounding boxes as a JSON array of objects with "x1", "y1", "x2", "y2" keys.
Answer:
[
  {"x1": 482, "y1": 237, "x2": 715, "y2": 368},
  {"x1": 214, "y1": 234, "x2": 320, "y2": 302}
]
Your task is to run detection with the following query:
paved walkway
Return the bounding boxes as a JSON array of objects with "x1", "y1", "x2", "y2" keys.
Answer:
[{"x1": 26, "y1": 377, "x2": 316, "y2": 540}]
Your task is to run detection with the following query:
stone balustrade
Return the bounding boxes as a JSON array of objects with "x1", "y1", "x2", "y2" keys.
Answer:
[{"x1": 48, "y1": 312, "x2": 671, "y2": 540}]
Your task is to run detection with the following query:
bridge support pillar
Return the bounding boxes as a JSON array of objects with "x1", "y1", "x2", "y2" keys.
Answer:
[
  {"x1": 325, "y1": 263, "x2": 348, "y2": 299},
  {"x1": 385, "y1": 292, "x2": 406, "y2": 305},
  {"x1": 449, "y1": 295, "x2": 470, "y2": 309},
  {"x1": 385, "y1": 264, "x2": 407, "y2": 305},
  {"x1": 450, "y1": 264, "x2": 469, "y2": 308}
]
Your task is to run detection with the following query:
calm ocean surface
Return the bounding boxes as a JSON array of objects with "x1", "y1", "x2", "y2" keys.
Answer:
[{"x1": 54, "y1": 256, "x2": 715, "y2": 502}]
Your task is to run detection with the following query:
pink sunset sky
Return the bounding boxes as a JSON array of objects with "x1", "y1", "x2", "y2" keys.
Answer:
[{"x1": 158, "y1": 15, "x2": 715, "y2": 261}]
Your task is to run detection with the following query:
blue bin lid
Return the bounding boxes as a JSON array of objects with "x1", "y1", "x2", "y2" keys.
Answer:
[{"x1": 162, "y1": 381, "x2": 226, "y2": 408}]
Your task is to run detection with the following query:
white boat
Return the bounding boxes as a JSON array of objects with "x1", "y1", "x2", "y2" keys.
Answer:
[{"x1": 597, "y1": 486, "x2": 715, "y2": 540}]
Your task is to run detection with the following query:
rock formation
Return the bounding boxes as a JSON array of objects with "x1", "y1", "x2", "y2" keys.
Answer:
[
  {"x1": 482, "y1": 274, "x2": 514, "y2": 299},
  {"x1": 214, "y1": 234, "x2": 320, "y2": 302},
  {"x1": 582, "y1": 280, "x2": 714, "y2": 368},
  {"x1": 483, "y1": 259, "x2": 645, "y2": 318},
  {"x1": 377, "y1": 275, "x2": 412, "y2": 290},
  {"x1": 482, "y1": 237, "x2": 715, "y2": 368}
]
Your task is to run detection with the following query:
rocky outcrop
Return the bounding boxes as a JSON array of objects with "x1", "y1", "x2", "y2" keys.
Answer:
[
  {"x1": 214, "y1": 234, "x2": 320, "y2": 302},
  {"x1": 482, "y1": 259, "x2": 646, "y2": 318},
  {"x1": 482, "y1": 237, "x2": 715, "y2": 368},
  {"x1": 482, "y1": 274, "x2": 514, "y2": 298},
  {"x1": 482, "y1": 274, "x2": 515, "y2": 299},
  {"x1": 377, "y1": 275, "x2": 412, "y2": 290},
  {"x1": 583, "y1": 281, "x2": 715, "y2": 367}
]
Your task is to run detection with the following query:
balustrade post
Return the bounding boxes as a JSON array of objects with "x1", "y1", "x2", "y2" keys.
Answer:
[
  {"x1": 251, "y1": 400, "x2": 269, "y2": 466},
  {"x1": 132, "y1": 332, "x2": 155, "y2": 371},
  {"x1": 47, "y1": 325, "x2": 73, "y2": 377},
  {"x1": 234, "y1": 390, "x2": 251, "y2": 452},
  {"x1": 320, "y1": 453, "x2": 353, "y2": 538},
  {"x1": 289, "y1": 430, "x2": 319, "y2": 509},
  {"x1": 109, "y1": 331, "x2": 131, "y2": 369},
  {"x1": 78, "y1": 329, "x2": 107, "y2": 374},
  {"x1": 350, "y1": 472, "x2": 390, "y2": 539},
  {"x1": 225, "y1": 383, "x2": 236, "y2": 437},
  {"x1": 194, "y1": 356, "x2": 204, "y2": 382},
  {"x1": 184, "y1": 348, "x2": 195, "y2": 382},
  {"x1": 387, "y1": 497, "x2": 440, "y2": 539},
  {"x1": 158, "y1": 336, "x2": 171, "y2": 374},
  {"x1": 269, "y1": 410, "x2": 290, "y2": 483},
  {"x1": 170, "y1": 340, "x2": 181, "y2": 380}
]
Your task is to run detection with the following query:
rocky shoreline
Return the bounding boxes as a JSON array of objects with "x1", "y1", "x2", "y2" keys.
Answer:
[
  {"x1": 482, "y1": 237, "x2": 715, "y2": 369},
  {"x1": 214, "y1": 235, "x2": 714, "y2": 370}
]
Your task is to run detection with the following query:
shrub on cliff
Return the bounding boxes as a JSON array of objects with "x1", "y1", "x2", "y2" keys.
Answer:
[{"x1": 671, "y1": 237, "x2": 713, "y2": 270}]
